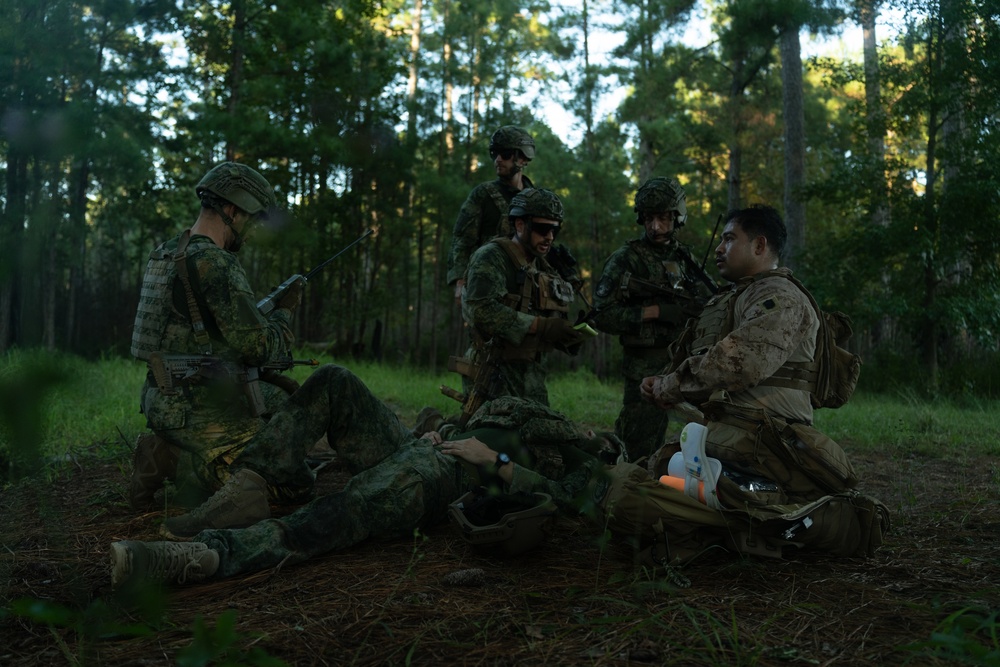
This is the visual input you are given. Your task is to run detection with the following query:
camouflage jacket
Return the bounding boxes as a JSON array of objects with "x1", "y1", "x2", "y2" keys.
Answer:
[
  {"x1": 446, "y1": 176, "x2": 534, "y2": 285},
  {"x1": 461, "y1": 238, "x2": 574, "y2": 356},
  {"x1": 591, "y1": 235, "x2": 709, "y2": 375},
  {"x1": 132, "y1": 232, "x2": 294, "y2": 367},
  {"x1": 650, "y1": 269, "x2": 819, "y2": 423}
]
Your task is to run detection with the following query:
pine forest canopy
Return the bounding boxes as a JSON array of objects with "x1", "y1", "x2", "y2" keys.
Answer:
[{"x1": 0, "y1": 0, "x2": 997, "y2": 396}]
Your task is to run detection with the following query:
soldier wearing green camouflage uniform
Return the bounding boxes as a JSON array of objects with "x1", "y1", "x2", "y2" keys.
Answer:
[
  {"x1": 130, "y1": 162, "x2": 307, "y2": 507},
  {"x1": 110, "y1": 365, "x2": 619, "y2": 587},
  {"x1": 447, "y1": 126, "x2": 537, "y2": 301},
  {"x1": 460, "y1": 188, "x2": 584, "y2": 406},
  {"x1": 592, "y1": 178, "x2": 712, "y2": 460}
]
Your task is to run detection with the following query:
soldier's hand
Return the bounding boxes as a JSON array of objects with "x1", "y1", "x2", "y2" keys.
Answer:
[
  {"x1": 277, "y1": 276, "x2": 306, "y2": 311},
  {"x1": 535, "y1": 316, "x2": 585, "y2": 346},
  {"x1": 453, "y1": 279, "x2": 465, "y2": 306},
  {"x1": 655, "y1": 301, "x2": 689, "y2": 325}
]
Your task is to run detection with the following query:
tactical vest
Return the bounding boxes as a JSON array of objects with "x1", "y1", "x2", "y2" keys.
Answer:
[
  {"x1": 679, "y1": 270, "x2": 858, "y2": 407},
  {"x1": 480, "y1": 177, "x2": 534, "y2": 242},
  {"x1": 620, "y1": 239, "x2": 689, "y2": 349},
  {"x1": 131, "y1": 231, "x2": 214, "y2": 361},
  {"x1": 131, "y1": 246, "x2": 180, "y2": 360},
  {"x1": 483, "y1": 182, "x2": 512, "y2": 240},
  {"x1": 476, "y1": 238, "x2": 574, "y2": 362}
]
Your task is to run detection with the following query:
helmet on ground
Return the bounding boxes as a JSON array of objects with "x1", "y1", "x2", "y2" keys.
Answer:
[
  {"x1": 196, "y1": 162, "x2": 276, "y2": 217},
  {"x1": 634, "y1": 177, "x2": 687, "y2": 228},
  {"x1": 489, "y1": 126, "x2": 536, "y2": 160},
  {"x1": 508, "y1": 188, "x2": 564, "y2": 222},
  {"x1": 448, "y1": 489, "x2": 557, "y2": 557}
]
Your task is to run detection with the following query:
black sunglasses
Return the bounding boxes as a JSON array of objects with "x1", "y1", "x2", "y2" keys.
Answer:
[
  {"x1": 528, "y1": 221, "x2": 561, "y2": 239},
  {"x1": 490, "y1": 149, "x2": 519, "y2": 161}
]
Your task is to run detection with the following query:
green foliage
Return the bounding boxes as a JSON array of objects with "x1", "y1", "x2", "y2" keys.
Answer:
[
  {"x1": 0, "y1": 349, "x2": 146, "y2": 476},
  {"x1": 3, "y1": 598, "x2": 153, "y2": 665},
  {"x1": 904, "y1": 607, "x2": 1000, "y2": 666},
  {"x1": 178, "y1": 611, "x2": 288, "y2": 667},
  {"x1": 0, "y1": 350, "x2": 69, "y2": 480}
]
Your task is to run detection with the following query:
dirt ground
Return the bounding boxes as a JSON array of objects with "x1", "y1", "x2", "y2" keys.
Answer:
[{"x1": 1, "y1": 441, "x2": 998, "y2": 666}]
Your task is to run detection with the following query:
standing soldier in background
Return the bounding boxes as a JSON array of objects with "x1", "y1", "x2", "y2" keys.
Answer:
[
  {"x1": 129, "y1": 162, "x2": 311, "y2": 511},
  {"x1": 591, "y1": 177, "x2": 714, "y2": 461},
  {"x1": 458, "y1": 188, "x2": 585, "y2": 407},
  {"x1": 446, "y1": 126, "x2": 537, "y2": 304}
]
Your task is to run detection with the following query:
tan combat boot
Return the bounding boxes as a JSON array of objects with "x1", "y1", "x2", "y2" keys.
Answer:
[
  {"x1": 161, "y1": 468, "x2": 270, "y2": 538},
  {"x1": 129, "y1": 433, "x2": 179, "y2": 510},
  {"x1": 110, "y1": 540, "x2": 219, "y2": 589}
]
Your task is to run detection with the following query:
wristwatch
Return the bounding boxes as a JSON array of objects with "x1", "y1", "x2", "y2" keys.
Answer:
[{"x1": 494, "y1": 452, "x2": 511, "y2": 470}]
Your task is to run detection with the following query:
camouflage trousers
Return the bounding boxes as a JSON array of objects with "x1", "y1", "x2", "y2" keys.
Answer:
[
  {"x1": 615, "y1": 377, "x2": 674, "y2": 463},
  {"x1": 461, "y1": 358, "x2": 551, "y2": 407},
  {"x1": 198, "y1": 440, "x2": 463, "y2": 578},
  {"x1": 229, "y1": 364, "x2": 414, "y2": 489},
  {"x1": 141, "y1": 377, "x2": 292, "y2": 500}
]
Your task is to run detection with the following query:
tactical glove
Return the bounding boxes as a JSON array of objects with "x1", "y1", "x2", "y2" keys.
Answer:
[
  {"x1": 277, "y1": 277, "x2": 306, "y2": 311},
  {"x1": 655, "y1": 301, "x2": 689, "y2": 326},
  {"x1": 535, "y1": 316, "x2": 585, "y2": 347}
]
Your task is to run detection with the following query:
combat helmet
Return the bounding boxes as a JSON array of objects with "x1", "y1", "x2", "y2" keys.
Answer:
[
  {"x1": 196, "y1": 162, "x2": 276, "y2": 217},
  {"x1": 633, "y1": 177, "x2": 687, "y2": 228},
  {"x1": 489, "y1": 125, "x2": 536, "y2": 160},
  {"x1": 448, "y1": 489, "x2": 557, "y2": 557},
  {"x1": 508, "y1": 188, "x2": 564, "y2": 222}
]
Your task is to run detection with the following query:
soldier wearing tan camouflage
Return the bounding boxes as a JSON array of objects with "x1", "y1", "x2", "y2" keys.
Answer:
[
  {"x1": 592, "y1": 177, "x2": 712, "y2": 461},
  {"x1": 129, "y1": 162, "x2": 307, "y2": 509},
  {"x1": 460, "y1": 188, "x2": 584, "y2": 406},
  {"x1": 641, "y1": 204, "x2": 821, "y2": 480},
  {"x1": 447, "y1": 126, "x2": 537, "y2": 303}
]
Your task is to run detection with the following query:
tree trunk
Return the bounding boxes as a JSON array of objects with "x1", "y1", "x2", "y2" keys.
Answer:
[
  {"x1": 780, "y1": 26, "x2": 806, "y2": 268},
  {"x1": 407, "y1": 0, "x2": 423, "y2": 364},
  {"x1": 0, "y1": 151, "x2": 28, "y2": 352},
  {"x1": 859, "y1": 0, "x2": 889, "y2": 228},
  {"x1": 226, "y1": 0, "x2": 246, "y2": 160}
]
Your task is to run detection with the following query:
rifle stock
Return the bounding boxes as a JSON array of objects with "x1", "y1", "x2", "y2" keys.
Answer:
[
  {"x1": 148, "y1": 353, "x2": 319, "y2": 417},
  {"x1": 440, "y1": 340, "x2": 504, "y2": 427}
]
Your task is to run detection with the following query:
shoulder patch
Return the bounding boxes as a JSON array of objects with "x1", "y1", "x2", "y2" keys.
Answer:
[
  {"x1": 750, "y1": 295, "x2": 782, "y2": 314},
  {"x1": 596, "y1": 280, "x2": 612, "y2": 298}
]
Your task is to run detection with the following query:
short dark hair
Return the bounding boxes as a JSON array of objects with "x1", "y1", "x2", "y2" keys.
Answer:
[{"x1": 724, "y1": 204, "x2": 787, "y2": 259}]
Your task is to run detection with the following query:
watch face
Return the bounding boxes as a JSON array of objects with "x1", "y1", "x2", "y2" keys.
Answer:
[{"x1": 496, "y1": 452, "x2": 511, "y2": 468}]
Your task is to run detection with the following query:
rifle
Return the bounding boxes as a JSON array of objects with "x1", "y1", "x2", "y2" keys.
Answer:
[
  {"x1": 440, "y1": 340, "x2": 505, "y2": 427},
  {"x1": 148, "y1": 352, "x2": 319, "y2": 417},
  {"x1": 619, "y1": 272, "x2": 704, "y2": 306},
  {"x1": 257, "y1": 228, "x2": 374, "y2": 316},
  {"x1": 684, "y1": 214, "x2": 723, "y2": 295}
]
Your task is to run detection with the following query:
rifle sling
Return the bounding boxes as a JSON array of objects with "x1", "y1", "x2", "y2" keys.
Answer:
[{"x1": 173, "y1": 229, "x2": 213, "y2": 355}]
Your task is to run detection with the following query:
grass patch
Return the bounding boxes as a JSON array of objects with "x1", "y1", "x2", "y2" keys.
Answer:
[
  {"x1": 3, "y1": 348, "x2": 999, "y2": 468},
  {"x1": 814, "y1": 390, "x2": 1000, "y2": 457}
]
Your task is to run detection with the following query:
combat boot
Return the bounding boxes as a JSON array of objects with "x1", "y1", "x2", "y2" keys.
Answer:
[
  {"x1": 161, "y1": 468, "x2": 270, "y2": 538},
  {"x1": 129, "y1": 433, "x2": 179, "y2": 510},
  {"x1": 412, "y1": 407, "x2": 445, "y2": 437},
  {"x1": 110, "y1": 540, "x2": 219, "y2": 589}
]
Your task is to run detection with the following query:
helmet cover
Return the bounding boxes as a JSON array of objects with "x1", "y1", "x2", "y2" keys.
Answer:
[
  {"x1": 489, "y1": 126, "x2": 536, "y2": 160},
  {"x1": 196, "y1": 162, "x2": 276, "y2": 217},
  {"x1": 508, "y1": 188, "x2": 564, "y2": 223},
  {"x1": 448, "y1": 490, "x2": 557, "y2": 557},
  {"x1": 633, "y1": 177, "x2": 687, "y2": 227}
]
